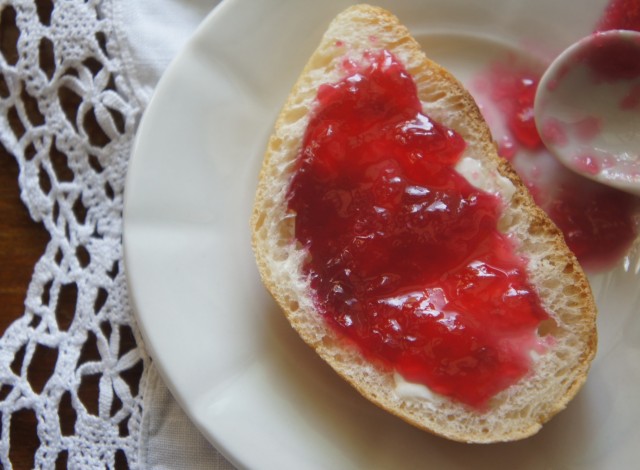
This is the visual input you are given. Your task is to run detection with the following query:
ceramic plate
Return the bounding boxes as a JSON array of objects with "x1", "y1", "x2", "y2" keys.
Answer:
[{"x1": 123, "y1": 0, "x2": 640, "y2": 468}]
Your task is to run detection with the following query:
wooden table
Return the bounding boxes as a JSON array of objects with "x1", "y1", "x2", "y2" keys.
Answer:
[{"x1": 1, "y1": 145, "x2": 49, "y2": 468}]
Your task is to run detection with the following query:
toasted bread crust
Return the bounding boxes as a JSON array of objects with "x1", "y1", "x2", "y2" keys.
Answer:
[{"x1": 251, "y1": 4, "x2": 597, "y2": 443}]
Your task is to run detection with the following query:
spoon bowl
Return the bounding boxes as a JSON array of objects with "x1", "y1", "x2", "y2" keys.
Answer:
[{"x1": 534, "y1": 30, "x2": 640, "y2": 196}]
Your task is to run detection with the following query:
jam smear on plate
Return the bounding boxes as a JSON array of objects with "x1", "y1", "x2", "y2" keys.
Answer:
[
  {"x1": 288, "y1": 50, "x2": 549, "y2": 409},
  {"x1": 473, "y1": 58, "x2": 639, "y2": 271}
]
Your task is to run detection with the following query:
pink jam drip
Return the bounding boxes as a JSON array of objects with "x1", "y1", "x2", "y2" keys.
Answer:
[
  {"x1": 540, "y1": 117, "x2": 602, "y2": 148},
  {"x1": 287, "y1": 50, "x2": 550, "y2": 409},
  {"x1": 482, "y1": 61, "x2": 543, "y2": 153}
]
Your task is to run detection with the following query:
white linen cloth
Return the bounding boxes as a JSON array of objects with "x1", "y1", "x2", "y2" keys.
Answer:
[
  {"x1": 139, "y1": 367, "x2": 233, "y2": 469},
  {"x1": 115, "y1": 1, "x2": 234, "y2": 468}
]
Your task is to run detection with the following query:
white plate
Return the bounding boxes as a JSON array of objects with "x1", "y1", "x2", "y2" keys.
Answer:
[{"x1": 123, "y1": 0, "x2": 640, "y2": 468}]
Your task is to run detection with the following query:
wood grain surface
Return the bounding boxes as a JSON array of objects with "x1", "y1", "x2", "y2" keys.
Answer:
[{"x1": 0, "y1": 144, "x2": 50, "y2": 468}]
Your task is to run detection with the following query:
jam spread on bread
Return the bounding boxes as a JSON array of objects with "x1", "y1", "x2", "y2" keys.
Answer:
[{"x1": 287, "y1": 50, "x2": 549, "y2": 408}]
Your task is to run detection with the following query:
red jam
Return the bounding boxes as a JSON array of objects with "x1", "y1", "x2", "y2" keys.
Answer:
[
  {"x1": 474, "y1": 60, "x2": 639, "y2": 271},
  {"x1": 549, "y1": 179, "x2": 638, "y2": 269},
  {"x1": 580, "y1": 32, "x2": 640, "y2": 83},
  {"x1": 490, "y1": 67, "x2": 543, "y2": 151},
  {"x1": 287, "y1": 50, "x2": 549, "y2": 408},
  {"x1": 596, "y1": 0, "x2": 640, "y2": 32}
]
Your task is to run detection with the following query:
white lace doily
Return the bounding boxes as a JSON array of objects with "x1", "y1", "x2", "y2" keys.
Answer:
[{"x1": 0, "y1": 0, "x2": 148, "y2": 467}]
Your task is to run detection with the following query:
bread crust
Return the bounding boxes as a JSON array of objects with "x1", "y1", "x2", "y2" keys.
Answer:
[{"x1": 251, "y1": 4, "x2": 597, "y2": 443}]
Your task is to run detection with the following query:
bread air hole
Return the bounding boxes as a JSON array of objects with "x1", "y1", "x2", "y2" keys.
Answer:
[
  {"x1": 269, "y1": 137, "x2": 282, "y2": 153},
  {"x1": 253, "y1": 212, "x2": 265, "y2": 231},
  {"x1": 422, "y1": 89, "x2": 447, "y2": 102},
  {"x1": 527, "y1": 220, "x2": 544, "y2": 236},
  {"x1": 562, "y1": 284, "x2": 581, "y2": 296},
  {"x1": 277, "y1": 216, "x2": 295, "y2": 240},
  {"x1": 542, "y1": 277, "x2": 560, "y2": 291},
  {"x1": 537, "y1": 318, "x2": 559, "y2": 337},
  {"x1": 284, "y1": 106, "x2": 307, "y2": 123},
  {"x1": 555, "y1": 367, "x2": 569, "y2": 378},
  {"x1": 308, "y1": 51, "x2": 334, "y2": 70},
  {"x1": 274, "y1": 249, "x2": 288, "y2": 262},
  {"x1": 497, "y1": 214, "x2": 513, "y2": 233}
]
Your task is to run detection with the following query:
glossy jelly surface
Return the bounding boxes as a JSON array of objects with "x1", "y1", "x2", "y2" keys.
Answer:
[{"x1": 287, "y1": 50, "x2": 549, "y2": 408}]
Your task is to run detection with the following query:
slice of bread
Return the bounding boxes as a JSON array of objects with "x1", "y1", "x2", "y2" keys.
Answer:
[{"x1": 251, "y1": 4, "x2": 597, "y2": 443}]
